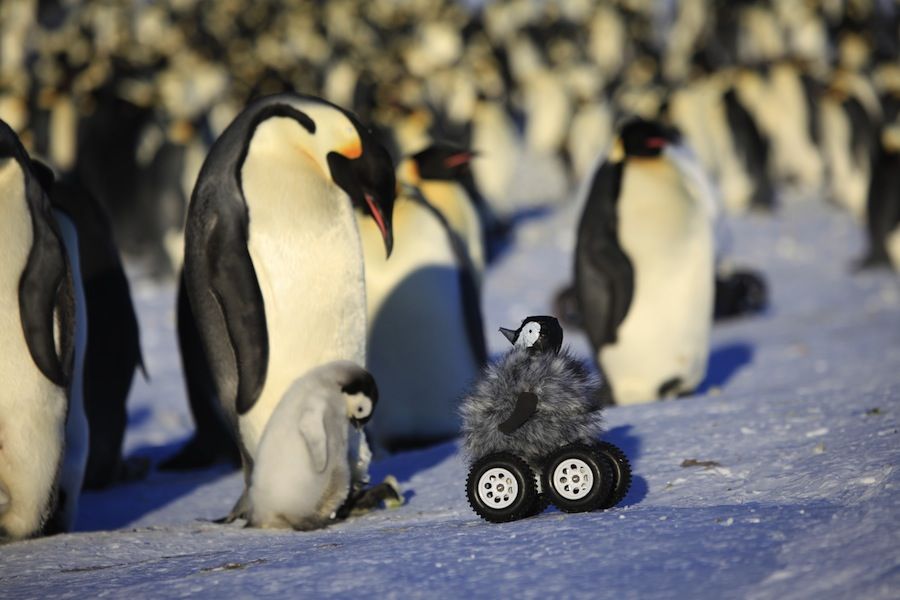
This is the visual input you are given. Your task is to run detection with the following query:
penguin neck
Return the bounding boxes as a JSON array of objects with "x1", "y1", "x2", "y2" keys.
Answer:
[{"x1": 247, "y1": 117, "x2": 327, "y2": 178}]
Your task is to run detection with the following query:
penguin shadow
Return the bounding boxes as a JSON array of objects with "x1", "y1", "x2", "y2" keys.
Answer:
[
  {"x1": 696, "y1": 342, "x2": 755, "y2": 394},
  {"x1": 602, "y1": 424, "x2": 648, "y2": 508},
  {"x1": 369, "y1": 441, "x2": 458, "y2": 505},
  {"x1": 75, "y1": 438, "x2": 236, "y2": 532}
]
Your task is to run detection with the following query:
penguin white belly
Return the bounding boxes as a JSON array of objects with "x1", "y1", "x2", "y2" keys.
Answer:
[
  {"x1": 568, "y1": 101, "x2": 613, "y2": 183},
  {"x1": 0, "y1": 162, "x2": 67, "y2": 540},
  {"x1": 471, "y1": 102, "x2": 519, "y2": 216},
  {"x1": 418, "y1": 180, "x2": 485, "y2": 279},
  {"x1": 239, "y1": 149, "x2": 367, "y2": 458},
  {"x1": 524, "y1": 72, "x2": 570, "y2": 154},
  {"x1": 600, "y1": 159, "x2": 714, "y2": 405},
  {"x1": 761, "y1": 66, "x2": 823, "y2": 189},
  {"x1": 53, "y1": 211, "x2": 89, "y2": 533},
  {"x1": 360, "y1": 199, "x2": 480, "y2": 445}
]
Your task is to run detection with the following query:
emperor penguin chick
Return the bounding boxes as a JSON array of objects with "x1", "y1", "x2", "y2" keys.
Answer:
[{"x1": 248, "y1": 361, "x2": 378, "y2": 531}]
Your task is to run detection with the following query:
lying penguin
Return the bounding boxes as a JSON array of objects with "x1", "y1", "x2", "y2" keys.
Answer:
[{"x1": 247, "y1": 361, "x2": 401, "y2": 531}]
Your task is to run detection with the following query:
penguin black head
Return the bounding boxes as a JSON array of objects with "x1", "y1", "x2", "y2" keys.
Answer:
[
  {"x1": 499, "y1": 316, "x2": 563, "y2": 355},
  {"x1": 341, "y1": 367, "x2": 379, "y2": 430},
  {"x1": 411, "y1": 142, "x2": 476, "y2": 182},
  {"x1": 620, "y1": 118, "x2": 676, "y2": 158},
  {"x1": 244, "y1": 96, "x2": 396, "y2": 258},
  {"x1": 325, "y1": 109, "x2": 396, "y2": 258}
]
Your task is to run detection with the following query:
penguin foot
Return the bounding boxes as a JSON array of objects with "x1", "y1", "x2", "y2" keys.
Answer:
[
  {"x1": 339, "y1": 477, "x2": 404, "y2": 518},
  {"x1": 853, "y1": 252, "x2": 891, "y2": 272},
  {"x1": 215, "y1": 489, "x2": 251, "y2": 524},
  {"x1": 714, "y1": 270, "x2": 768, "y2": 320}
]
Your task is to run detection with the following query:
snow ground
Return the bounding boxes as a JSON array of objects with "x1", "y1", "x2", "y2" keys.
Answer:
[{"x1": 1, "y1": 193, "x2": 899, "y2": 599}]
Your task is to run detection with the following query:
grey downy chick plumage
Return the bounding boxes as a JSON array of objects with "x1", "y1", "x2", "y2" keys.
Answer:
[{"x1": 460, "y1": 316, "x2": 605, "y2": 466}]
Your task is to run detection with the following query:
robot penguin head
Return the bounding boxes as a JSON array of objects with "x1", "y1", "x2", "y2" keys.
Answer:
[{"x1": 499, "y1": 316, "x2": 563, "y2": 355}]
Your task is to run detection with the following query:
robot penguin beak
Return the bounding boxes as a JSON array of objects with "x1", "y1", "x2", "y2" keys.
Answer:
[{"x1": 499, "y1": 327, "x2": 518, "y2": 345}]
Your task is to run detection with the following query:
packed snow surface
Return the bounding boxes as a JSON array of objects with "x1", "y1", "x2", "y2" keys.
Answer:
[{"x1": 1, "y1": 196, "x2": 898, "y2": 599}]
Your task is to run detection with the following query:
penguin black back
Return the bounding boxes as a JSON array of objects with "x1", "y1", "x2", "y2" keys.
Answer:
[
  {"x1": 574, "y1": 159, "x2": 634, "y2": 349},
  {"x1": 42, "y1": 174, "x2": 145, "y2": 488}
]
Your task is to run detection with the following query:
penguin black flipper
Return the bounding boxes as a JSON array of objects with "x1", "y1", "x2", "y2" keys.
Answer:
[
  {"x1": 498, "y1": 392, "x2": 539, "y2": 434},
  {"x1": 860, "y1": 136, "x2": 900, "y2": 269},
  {"x1": 574, "y1": 161, "x2": 634, "y2": 349},
  {"x1": 159, "y1": 274, "x2": 240, "y2": 471},
  {"x1": 19, "y1": 157, "x2": 74, "y2": 388},
  {"x1": 34, "y1": 168, "x2": 148, "y2": 488},
  {"x1": 723, "y1": 88, "x2": 774, "y2": 210},
  {"x1": 186, "y1": 184, "x2": 269, "y2": 417}
]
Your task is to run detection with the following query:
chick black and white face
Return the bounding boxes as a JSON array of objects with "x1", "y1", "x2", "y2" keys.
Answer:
[
  {"x1": 500, "y1": 315, "x2": 564, "y2": 354},
  {"x1": 339, "y1": 365, "x2": 379, "y2": 429},
  {"x1": 345, "y1": 393, "x2": 374, "y2": 428},
  {"x1": 518, "y1": 321, "x2": 542, "y2": 349}
]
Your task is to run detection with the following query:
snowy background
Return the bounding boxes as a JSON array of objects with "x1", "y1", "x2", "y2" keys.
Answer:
[{"x1": 1, "y1": 183, "x2": 898, "y2": 598}]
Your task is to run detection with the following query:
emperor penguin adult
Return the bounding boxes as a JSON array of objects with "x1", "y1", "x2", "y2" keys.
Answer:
[
  {"x1": 248, "y1": 361, "x2": 379, "y2": 530},
  {"x1": 28, "y1": 162, "x2": 91, "y2": 531},
  {"x1": 34, "y1": 168, "x2": 145, "y2": 489},
  {"x1": 360, "y1": 158, "x2": 487, "y2": 453},
  {"x1": 0, "y1": 120, "x2": 76, "y2": 542},
  {"x1": 182, "y1": 94, "x2": 395, "y2": 521},
  {"x1": 574, "y1": 119, "x2": 715, "y2": 405}
]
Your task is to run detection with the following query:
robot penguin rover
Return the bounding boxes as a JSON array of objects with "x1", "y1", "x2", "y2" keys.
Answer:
[{"x1": 460, "y1": 316, "x2": 631, "y2": 523}]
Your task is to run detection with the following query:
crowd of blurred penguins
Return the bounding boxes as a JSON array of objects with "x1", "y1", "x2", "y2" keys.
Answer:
[{"x1": 1, "y1": 0, "x2": 900, "y2": 541}]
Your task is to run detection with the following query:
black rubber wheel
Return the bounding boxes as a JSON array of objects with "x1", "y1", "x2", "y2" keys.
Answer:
[
  {"x1": 466, "y1": 453, "x2": 539, "y2": 523},
  {"x1": 542, "y1": 443, "x2": 613, "y2": 513},
  {"x1": 594, "y1": 441, "x2": 632, "y2": 508}
]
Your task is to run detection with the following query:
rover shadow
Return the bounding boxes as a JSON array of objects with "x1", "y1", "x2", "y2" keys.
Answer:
[{"x1": 603, "y1": 424, "x2": 648, "y2": 507}]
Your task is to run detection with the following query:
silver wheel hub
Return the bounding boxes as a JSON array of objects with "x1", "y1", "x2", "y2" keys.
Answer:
[
  {"x1": 553, "y1": 458, "x2": 593, "y2": 501},
  {"x1": 478, "y1": 467, "x2": 519, "y2": 509}
]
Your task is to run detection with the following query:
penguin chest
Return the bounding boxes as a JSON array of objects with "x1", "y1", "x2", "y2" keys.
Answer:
[
  {"x1": 0, "y1": 160, "x2": 68, "y2": 539},
  {"x1": 419, "y1": 181, "x2": 485, "y2": 273},
  {"x1": 239, "y1": 157, "x2": 367, "y2": 455},
  {"x1": 601, "y1": 159, "x2": 714, "y2": 402}
]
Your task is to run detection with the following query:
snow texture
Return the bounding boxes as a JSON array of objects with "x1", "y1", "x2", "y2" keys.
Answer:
[{"x1": 1, "y1": 194, "x2": 899, "y2": 599}]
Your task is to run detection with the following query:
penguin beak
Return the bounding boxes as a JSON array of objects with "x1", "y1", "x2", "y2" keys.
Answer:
[
  {"x1": 365, "y1": 191, "x2": 394, "y2": 258},
  {"x1": 499, "y1": 327, "x2": 518, "y2": 345},
  {"x1": 444, "y1": 151, "x2": 476, "y2": 169}
]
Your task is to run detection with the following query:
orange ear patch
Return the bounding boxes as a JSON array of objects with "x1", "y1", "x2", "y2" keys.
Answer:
[{"x1": 339, "y1": 139, "x2": 363, "y2": 159}]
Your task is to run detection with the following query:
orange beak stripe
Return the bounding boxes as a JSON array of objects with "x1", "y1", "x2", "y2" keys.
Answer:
[
  {"x1": 365, "y1": 192, "x2": 388, "y2": 240},
  {"x1": 444, "y1": 152, "x2": 473, "y2": 168}
]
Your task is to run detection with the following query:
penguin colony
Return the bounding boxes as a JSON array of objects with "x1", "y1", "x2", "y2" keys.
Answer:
[{"x1": 0, "y1": 0, "x2": 899, "y2": 540}]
